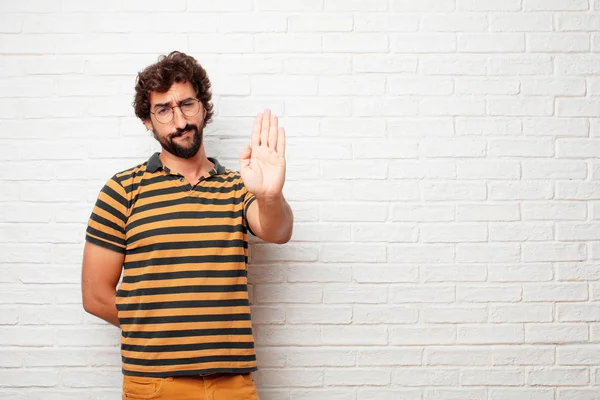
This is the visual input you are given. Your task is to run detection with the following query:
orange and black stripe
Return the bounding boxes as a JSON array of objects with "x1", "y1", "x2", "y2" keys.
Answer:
[{"x1": 86, "y1": 152, "x2": 257, "y2": 377}]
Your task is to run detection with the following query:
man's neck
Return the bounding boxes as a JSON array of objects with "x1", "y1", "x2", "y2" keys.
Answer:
[{"x1": 159, "y1": 147, "x2": 214, "y2": 181}]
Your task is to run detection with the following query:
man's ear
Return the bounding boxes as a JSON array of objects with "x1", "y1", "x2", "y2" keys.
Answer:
[{"x1": 143, "y1": 119, "x2": 152, "y2": 131}]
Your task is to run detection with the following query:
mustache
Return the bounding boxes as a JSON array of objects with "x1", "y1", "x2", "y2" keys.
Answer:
[{"x1": 169, "y1": 124, "x2": 197, "y2": 139}]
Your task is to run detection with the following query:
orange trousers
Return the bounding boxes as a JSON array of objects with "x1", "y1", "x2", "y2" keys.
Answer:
[{"x1": 122, "y1": 373, "x2": 260, "y2": 400}]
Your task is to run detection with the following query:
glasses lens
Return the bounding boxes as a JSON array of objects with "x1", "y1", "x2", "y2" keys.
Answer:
[
  {"x1": 156, "y1": 111, "x2": 173, "y2": 124},
  {"x1": 181, "y1": 100, "x2": 200, "y2": 117}
]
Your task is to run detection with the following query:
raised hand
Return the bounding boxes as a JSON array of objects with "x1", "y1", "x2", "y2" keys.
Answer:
[{"x1": 239, "y1": 109, "x2": 286, "y2": 199}]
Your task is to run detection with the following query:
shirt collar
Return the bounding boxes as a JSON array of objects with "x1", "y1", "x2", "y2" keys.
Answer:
[{"x1": 146, "y1": 152, "x2": 226, "y2": 175}]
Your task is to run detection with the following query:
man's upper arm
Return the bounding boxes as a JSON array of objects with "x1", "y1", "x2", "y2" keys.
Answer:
[
  {"x1": 82, "y1": 175, "x2": 129, "y2": 305},
  {"x1": 82, "y1": 241, "x2": 124, "y2": 303}
]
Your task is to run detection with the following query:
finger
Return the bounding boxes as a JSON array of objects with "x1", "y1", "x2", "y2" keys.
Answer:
[
  {"x1": 260, "y1": 109, "x2": 270, "y2": 147},
  {"x1": 251, "y1": 113, "x2": 262, "y2": 148},
  {"x1": 268, "y1": 114, "x2": 278, "y2": 150},
  {"x1": 276, "y1": 127, "x2": 286, "y2": 157},
  {"x1": 239, "y1": 144, "x2": 252, "y2": 167}
]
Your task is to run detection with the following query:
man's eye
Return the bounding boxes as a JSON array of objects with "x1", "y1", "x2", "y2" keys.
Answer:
[
  {"x1": 181, "y1": 101, "x2": 195, "y2": 108},
  {"x1": 156, "y1": 107, "x2": 170, "y2": 115}
]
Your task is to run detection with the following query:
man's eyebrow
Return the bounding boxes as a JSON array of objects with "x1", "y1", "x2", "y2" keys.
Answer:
[
  {"x1": 153, "y1": 98, "x2": 195, "y2": 109},
  {"x1": 153, "y1": 101, "x2": 171, "y2": 109}
]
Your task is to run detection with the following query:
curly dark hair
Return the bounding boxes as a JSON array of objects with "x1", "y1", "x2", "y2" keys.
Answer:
[{"x1": 133, "y1": 51, "x2": 214, "y2": 123}]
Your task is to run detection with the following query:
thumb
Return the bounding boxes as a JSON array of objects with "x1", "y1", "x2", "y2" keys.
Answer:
[{"x1": 239, "y1": 144, "x2": 252, "y2": 165}]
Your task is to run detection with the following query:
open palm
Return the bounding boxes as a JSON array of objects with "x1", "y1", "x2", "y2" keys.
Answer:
[{"x1": 239, "y1": 109, "x2": 286, "y2": 198}]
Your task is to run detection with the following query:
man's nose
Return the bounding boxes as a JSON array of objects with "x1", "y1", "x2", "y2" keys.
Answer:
[{"x1": 172, "y1": 106, "x2": 187, "y2": 129}]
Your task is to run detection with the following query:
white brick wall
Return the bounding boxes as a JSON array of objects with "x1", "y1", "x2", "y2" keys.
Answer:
[{"x1": 1, "y1": 1, "x2": 599, "y2": 399}]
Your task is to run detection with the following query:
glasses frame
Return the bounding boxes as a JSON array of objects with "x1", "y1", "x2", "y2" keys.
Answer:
[{"x1": 150, "y1": 98, "x2": 202, "y2": 124}]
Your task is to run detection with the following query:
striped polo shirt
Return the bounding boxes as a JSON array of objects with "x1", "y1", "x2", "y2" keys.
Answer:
[{"x1": 85, "y1": 152, "x2": 257, "y2": 377}]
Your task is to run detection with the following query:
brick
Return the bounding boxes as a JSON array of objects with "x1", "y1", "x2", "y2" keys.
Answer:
[
  {"x1": 522, "y1": 202, "x2": 587, "y2": 221},
  {"x1": 558, "y1": 304, "x2": 600, "y2": 322},
  {"x1": 391, "y1": 34, "x2": 457, "y2": 53},
  {"x1": 258, "y1": 369, "x2": 323, "y2": 388},
  {"x1": 423, "y1": 14, "x2": 488, "y2": 32},
  {"x1": 324, "y1": 284, "x2": 388, "y2": 304},
  {"x1": 524, "y1": 0, "x2": 589, "y2": 11},
  {"x1": 458, "y1": 325, "x2": 524, "y2": 344},
  {"x1": 489, "y1": 98, "x2": 554, "y2": 117},
  {"x1": 286, "y1": 348, "x2": 355, "y2": 367},
  {"x1": 393, "y1": 0, "x2": 455, "y2": 11},
  {"x1": 389, "y1": 244, "x2": 455, "y2": 263},
  {"x1": 422, "y1": 265, "x2": 487, "y2": 283},
  {"x1": 490, "y1": 305, "x2": 553, "y2": 323},
  {"x1": 457, "y1": 285, "x2": 522, "y2": 302},
  {"x1": 392, "y1": 368, "x2": 459, "y2": 386},
  {"x1": 256, "y1": 34, "x2": 321, "y2": 53},
  {"x1": 219, "y1": 14, "x2": 286, "y2": 33},
  {"x1": 358, "y1": 348, "x2": 422, "y2": 366},
  {"x1": 423, "y1": 306, "x2": 487, "y2": 323},
  {"x1": 460, "y1": 33, "x2": 525, "y2": 52},
  {"x1": 390, "y1": 285, "x2": 455, "y2": 303},
  {"x1": 527, "y1": 368, "x2": 589, "y2": 386},
  {"x1": 557, "y1": 139, "x2": 600, "y2": 158},
  {"x1": 390, "y1": 326, "x2": 456, "y2": 345},
  {"x1": 354, "y1": 14, "x2": 419, "y2": 32},
  {"x1": 390, "y1": 160, "x2": 456, "y2": 179},
  {"x1": 426, "y1": 347, "x2": 491, "y2": 366},
  {"x1": 325, "y1": 0, "x2": 387, "y2": 11},
  {"x1": 461, "y1": 368, "x2": 524, "y2": 386},
  {"x1": 522, "y1": 160, "x2": 587, "y2": 179},
  {"x1": 489, "y1": 223, "x2": 554, "y2": 242},
  {"x1": 558, "y1": 345, "x2": 600, "y2": 365},
  {"x1": 421, "y1": 182, "x2": 486, "y2": 201},
  {"x1": 522, "y1": 78, "x2": 586, "y2": 96},
  {"x1": 557, "y1": 13, "x2": 600, "y2": 31},
  {"x1": 320, "y1": 118, "x2": 386, "y2": 137},
  {"x1": 488, "y1": 264, "x2": 554, "y2": 283},
  {"x1": 490, "y1": 389, "x2": 554, "y2": 400},
  {"x1": 286, "y1": 305, "x2": 352, "y2": 324},
  {"x1": 256, "y1": 0, "x2": 323, "y2": 10},
  {"x1": 457, "y1": 160, "x2": 520, "y2": 180},
  {"x1": 323, "y1": 34, "x2": 388, "y2": 53},
  {"x1": 458, "y1": 0, "x2": 521, "y2": 11},
  {"x1": 557, "y1": 99, "x2": 600, "y2": 117},
  {"x1": 422, "y1": 55, "x2": 487, "y2": 76},
  {"x1": 528, "y1": 33, "x2": 590, "y2": 52},
  {"x1": 354, "y1": 305, "x2": 418, "y2": 324},
  {"x1": 353, "y1": 265, "x2": 418, "y2": 283},
  {"x1": 456, "y1": 78, "x2": 520, "y2": 95},
  {"x1": 320, "y1": 76, "x2": 385, "y2": 95},
  {"x1": 492, "y1": 346, "x2": 555, "y2": 366},
  {"x1": 488, "y1": 56, "x2": 553, "y2": 75},
  {"x1": 490, "y1": 182, "x2": 554, "y2": 200},
  {"x1": 526, "y1": 324, "x2": 589, "y2": 343},
  {"x1": 490, "y1": 13, "x2": 554, "y2": 32},
  {"x1": 457, "y1": 204, "x2": 520, "y2": 222},
  {"x1": 354, "y1": 55, "x2": 417, "y2": 73},
  {"x1": 286, "y1": 264, "x2": 351, "y2": 283},
  {"x1": 421, "y1": 223, "x2": 487, "y2": 243},
  {"x1": 557, "y1": 262, "x2": 600, "y2": 281},
  {"x1": 325, "y1": 369, "x2": 390, "y2": 386},
  {"x1": 323, "y1": 326, "x2": 387, "y2": 345}
]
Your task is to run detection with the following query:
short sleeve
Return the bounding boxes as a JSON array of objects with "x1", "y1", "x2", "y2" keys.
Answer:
[
  {"x1": 85, "y1": 176, "x2": 129, "y2": 254},
  {"x1": 241, "y1": 181, "x2": 257, "y2": 236}
]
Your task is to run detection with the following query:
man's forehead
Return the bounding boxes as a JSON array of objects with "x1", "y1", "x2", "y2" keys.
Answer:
[{"x1": 150, "y1": 81, "x2": 195, "y2": 105}]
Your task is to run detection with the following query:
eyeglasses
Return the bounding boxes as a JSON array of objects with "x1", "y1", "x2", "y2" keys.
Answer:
[{"x1": 150, "y1": 98, "x2": 202, "y2": 124}]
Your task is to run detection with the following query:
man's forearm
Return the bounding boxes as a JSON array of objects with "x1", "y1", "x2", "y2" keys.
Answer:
[
  {"x1": 83, "y1": 291, "x2": 120, "y2": 328},
  {"x1": 254, "y1": 195, "x2": 293, "y2": 244}
]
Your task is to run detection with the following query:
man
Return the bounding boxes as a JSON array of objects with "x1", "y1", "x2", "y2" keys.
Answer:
[{"x1": 81, "y1": 51, "x2": 293, "y2": 399}]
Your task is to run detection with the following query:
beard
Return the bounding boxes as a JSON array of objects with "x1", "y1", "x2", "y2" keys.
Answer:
[{"x1": 153, "y1": 121, "x2": 204, "y2": 159}]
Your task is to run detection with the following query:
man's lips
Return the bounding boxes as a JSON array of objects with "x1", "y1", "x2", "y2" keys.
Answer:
[{"x1": 172, "y1": 129, "x2": 193, "y2": 139}]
